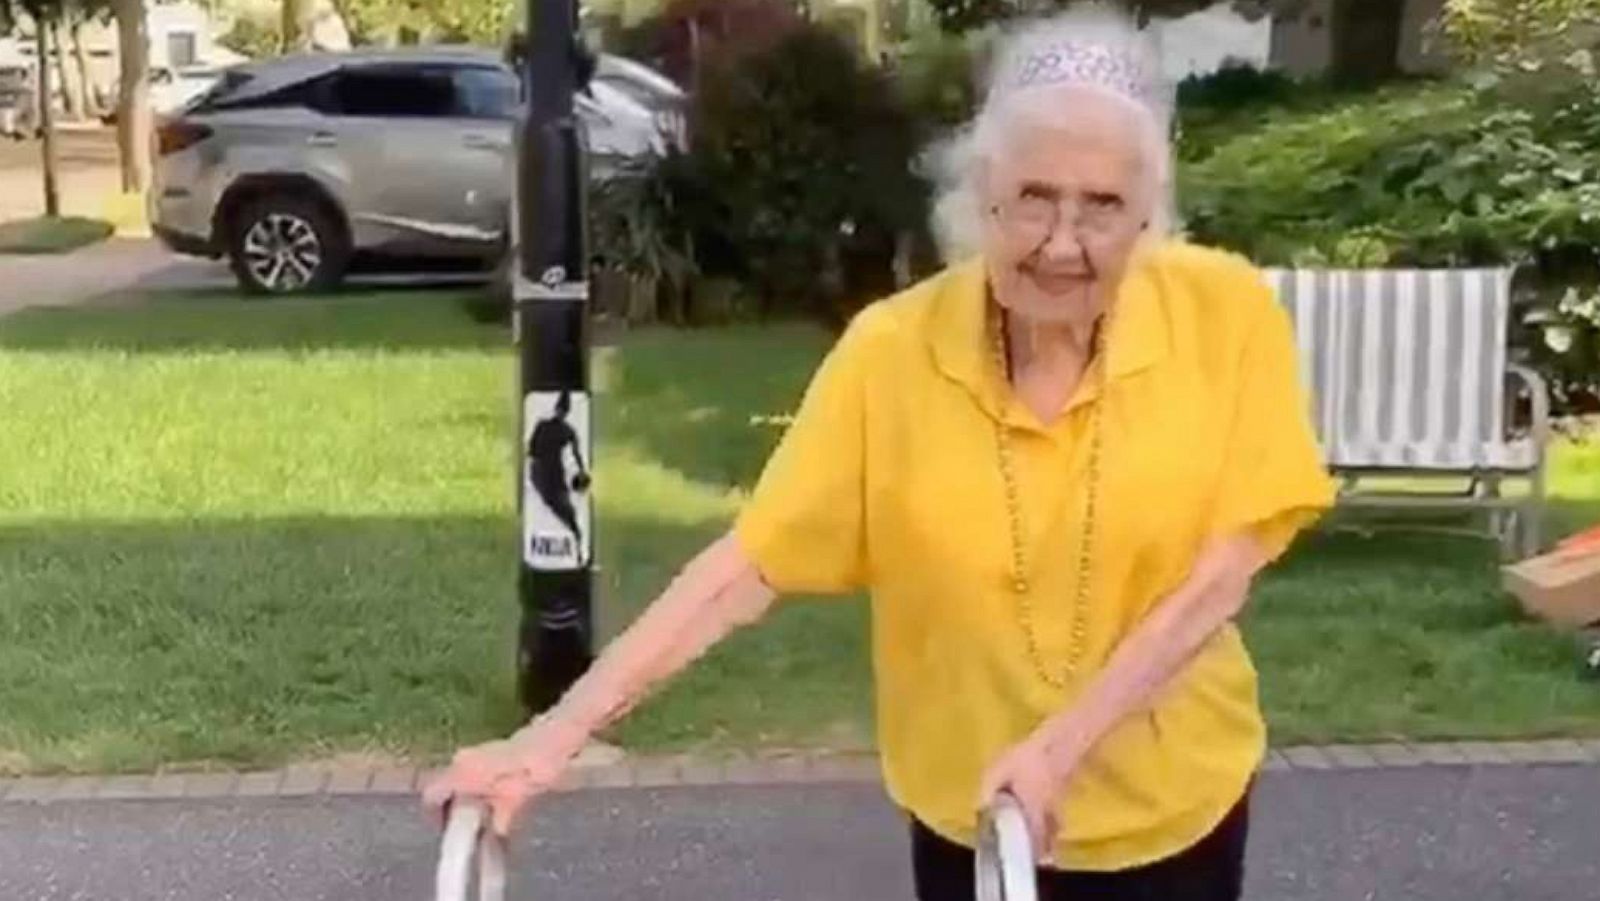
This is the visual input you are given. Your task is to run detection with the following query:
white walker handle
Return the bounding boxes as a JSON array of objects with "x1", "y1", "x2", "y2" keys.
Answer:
[
  {"x1": 975, "y1": 792, "x2": 1039, "y2": 901},
  {"x1": 435, "y1": 802, "x2": 508, "y2": 901}
]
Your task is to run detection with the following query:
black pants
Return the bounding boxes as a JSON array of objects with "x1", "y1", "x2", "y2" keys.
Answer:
[{"x1": 911, "y1": 789, "x2": 1251, "y2": 901}]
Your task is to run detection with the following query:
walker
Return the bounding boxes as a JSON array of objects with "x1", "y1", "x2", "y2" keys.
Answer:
[{"x1": 434, "y1": 792, "x2": 1041, "y2": 901}]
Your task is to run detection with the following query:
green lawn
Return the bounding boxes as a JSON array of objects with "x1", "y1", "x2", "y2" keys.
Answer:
[
  {"x1": 0, "y1": 216, "x2": 114, "y2": 255},
  {"x1": 0, "y1": 290, "x2": 1595, "y2": 774}
]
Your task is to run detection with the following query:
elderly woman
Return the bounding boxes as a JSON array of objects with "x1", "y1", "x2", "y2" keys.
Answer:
[{"x1": 427, "y1": 10, "x2": 1334, "y2": 900}]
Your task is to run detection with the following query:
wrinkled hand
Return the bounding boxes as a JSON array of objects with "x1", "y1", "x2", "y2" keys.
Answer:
[
  {"x1": 978, "y1": 732, "x2": 1076, "y2": 866},
  {"x1": 422, "y1": 720, "x2": 584, "y2": 837}
]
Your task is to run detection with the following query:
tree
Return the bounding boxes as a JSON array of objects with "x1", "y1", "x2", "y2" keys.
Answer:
[
  {"x1": 219, "y1": 11, "x2": 283, "y2": 57},
  {"x1": 326, "y1": 0, "x2": 379, "y2": 44},
  {"x1": 430, "y1": 0, "x2": 512, "y2": 44},
  {"x1": 64, "y1": 0, "x2": 111, "y2": 117},
  {"x1": 15, "y1": 0, "x2": 64, "y2": 215},
  {"x1": 0, "y1": 0, "x2": 73, "y2": 212},
  {"x1": 282, "y1": 0, "x2": 312, "y2": 51},
  {"x1": 53, "y1": 19, "x2": 84, "y2": 119},
  {"x1": 1439, "y1": 0, "x2": 1600, "y2": 79},
  {"x1": 326, "y1": 0, "x2": 510, "y2": 46},
  {"x1": 69, "y1": 15, "x2": 93, "y2": 113},
  {"x1": 921, "y1": 0, "x2": 1407, "y2": 83},
  {"x1": 111, "y1": 0, "x2": 151, "y2": 193}
]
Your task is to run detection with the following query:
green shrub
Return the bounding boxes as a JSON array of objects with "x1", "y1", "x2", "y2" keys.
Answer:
[
  {"x1": 687, "y1": 23, "x2": 928, "y2": 324},
  {"x1": 1175, "y1": 62, "x2": 1298, "y2": 111},
  {"x1": 1437, "y1": 0, "x2": 1600, "y2": 88},
  {"x1": 1179, "y1": 79, "x2": 1600, "y2": 415},
  {"x1": 590, "y1": 155, "x2": 703, "y2": 326},
  {"x1": 218, "y1": 13, "x2": 280, "y2": 60},
  {"x1": 893, "y1": 27, "x2": 982, "y2": 131}
]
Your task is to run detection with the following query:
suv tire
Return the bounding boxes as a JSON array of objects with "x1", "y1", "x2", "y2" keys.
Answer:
[{"x1": 226, "y1": 193, "x2": 350, "y2": 295}]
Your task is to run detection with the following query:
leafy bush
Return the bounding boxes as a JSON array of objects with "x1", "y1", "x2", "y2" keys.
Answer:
[
  {"x1": 1525, "y1": 284, "x2": 1600, "y2": 415},
  {"x1": 892, "y1": 26, "x2": 983, "y2": 130},
  {"x1": 1175, "y1": 62, "x2": 1298, "y2": 111},
  {"x1": 1180, "y1": 80, "x2": 1600, "y2": 414},
  {"x1": 219, "y1": 13, "x2": 281, "y2": 60},
  {"x1": 590, "y1": 156, "x2": 703, "y2": 325},
  {"x1": 1437, "y1": 0, "x2": 1600, "y2": 86},
  {"x1": 686, "y1": 23, "x2": 928, "y2": 324}
]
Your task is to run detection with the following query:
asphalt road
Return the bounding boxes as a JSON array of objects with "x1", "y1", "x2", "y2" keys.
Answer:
[{"x1": 0, "y1": 765, "x2": 1595, "y2": 901}]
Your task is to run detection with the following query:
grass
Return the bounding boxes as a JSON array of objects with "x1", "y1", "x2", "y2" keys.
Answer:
[
  {"x1": 0, "y1": 290, "x2": 867, "y2": 773},
  {"x1": 0, "y1": 289, "x2": 1596, "y2": 774},
  {"x1": 0, "y1": 215, "x2": 114, "y2": 255}
]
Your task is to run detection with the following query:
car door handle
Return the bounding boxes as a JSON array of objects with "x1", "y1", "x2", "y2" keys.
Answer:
[
  {"x1": 307, "y1": 131, "x2": 338, "y2": 148},
  {"x1": 461, "y1": 134, "x2": 505, "y2": 151}
]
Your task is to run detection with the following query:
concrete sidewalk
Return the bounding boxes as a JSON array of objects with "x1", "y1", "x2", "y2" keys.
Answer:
[
  {"x1": 0, "y1": 238, "x2": 225, "y2": 315},
  {"x1": 1, "y1": 762, "x2": 1596, "y2": 901}
]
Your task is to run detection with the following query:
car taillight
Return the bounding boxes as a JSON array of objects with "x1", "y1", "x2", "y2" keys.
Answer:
[{"x1": 157, "y1": 120, "x2": 212, "y2": 156}]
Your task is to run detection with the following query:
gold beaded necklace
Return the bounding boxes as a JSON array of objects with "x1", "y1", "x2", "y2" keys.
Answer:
[{"x1": 989, "y1": 303, "x2": 1109, "y2": 688}]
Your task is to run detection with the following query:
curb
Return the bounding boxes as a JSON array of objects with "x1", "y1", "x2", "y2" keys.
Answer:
[{"x1": 2, "y1": 740, "x2": 1596, "y2": 805}]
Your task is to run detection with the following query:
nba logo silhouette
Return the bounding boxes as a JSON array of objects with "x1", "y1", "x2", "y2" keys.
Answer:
[{"x1": 522, "y1": 390, "x2": 592, "y2": 571}]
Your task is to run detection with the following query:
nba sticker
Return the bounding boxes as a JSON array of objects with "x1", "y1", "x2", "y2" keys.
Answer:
[{"x1": 522, "y1": 390, "x2": 592, "y2": 571}]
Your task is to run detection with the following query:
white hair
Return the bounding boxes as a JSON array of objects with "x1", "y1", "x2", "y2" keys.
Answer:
[{"x1": 925, "y1": 6, "x2": 1177, "y2": 260}]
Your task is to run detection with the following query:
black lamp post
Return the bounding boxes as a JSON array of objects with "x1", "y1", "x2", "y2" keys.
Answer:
[{"x1": 514, "y1": 0, "x2": 595, "y2": 715}]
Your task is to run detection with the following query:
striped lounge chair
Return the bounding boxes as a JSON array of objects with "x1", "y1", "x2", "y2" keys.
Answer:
[{"x1": 1266, "y1": 267, "x2": 1551, "y2": 558}]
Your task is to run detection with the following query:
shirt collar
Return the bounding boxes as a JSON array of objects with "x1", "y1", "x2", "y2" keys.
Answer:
[{"x1": 926, "y1": 244, "x2": 1171, "y2": 424}]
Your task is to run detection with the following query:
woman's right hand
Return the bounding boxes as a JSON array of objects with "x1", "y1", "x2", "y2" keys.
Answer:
[{"x1": 422, "y1": 718, "x2": 587, "y2": 837}]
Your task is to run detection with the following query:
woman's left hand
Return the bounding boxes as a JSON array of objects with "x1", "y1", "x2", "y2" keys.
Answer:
[{"x1": 978, "y1": 730, "x2": 1080, "y2": 865}]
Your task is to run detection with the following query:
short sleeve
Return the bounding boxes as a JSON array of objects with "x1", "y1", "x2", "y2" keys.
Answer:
[
  {"x1": 1212, "y1": 283, "x2": 1337, "y2": 562},
  {"x1": 733, "y1": 311, "x2": 879, "y2": 594}
]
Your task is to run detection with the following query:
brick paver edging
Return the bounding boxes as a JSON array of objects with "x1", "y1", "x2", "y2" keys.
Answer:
[{"x1": 2, "y1": 740, "x2": 1597, "y2": 804}]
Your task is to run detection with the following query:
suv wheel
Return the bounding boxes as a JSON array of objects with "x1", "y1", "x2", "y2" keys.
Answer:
[{"x1": 227, "y1": 194, "x2": 349, "y2": 295}]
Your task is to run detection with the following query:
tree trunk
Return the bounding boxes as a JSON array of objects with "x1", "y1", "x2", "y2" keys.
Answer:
[
  {"x1": 55, "y1": 19, "x2": 86, "y2": 121},
  {"x1": 36, "y1": 23, "x2": 61, "y2": 217},
  {"x1": 1329, "y1": 0, "x2": 1404, "y2": 83},
  {"x1": 114, "y1": 0, "x2": 153, "y2": 194},
  {"x1": 282, "y1": 0, "x2": 313, "y2": 52},
  {"x1": 71, "y1": 19, "x2": 98, "y2": 118},
  {"x1": 328, "y1": 0, "x2": 368, "y2": 46}
]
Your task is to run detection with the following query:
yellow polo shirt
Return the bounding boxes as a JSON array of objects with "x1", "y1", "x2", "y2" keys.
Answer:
[{"x1": 735, "y1": 240, "x2": 1335, "y2": 870}]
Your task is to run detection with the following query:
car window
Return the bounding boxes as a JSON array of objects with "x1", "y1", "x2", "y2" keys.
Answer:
[
  {"x1": 328, "y1": 66, "x2": 457, "y2": 118},
  {"x1": 194, "y1": 71, "x2": 327, "y2": 114},
  {"x1": 453, "y1": 66, "x2": 519, "y2": 119}
]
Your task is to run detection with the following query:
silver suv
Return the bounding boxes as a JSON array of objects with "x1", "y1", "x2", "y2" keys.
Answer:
[{"x1": 151, "y1": 47, "x2": 683, "y2": 294}]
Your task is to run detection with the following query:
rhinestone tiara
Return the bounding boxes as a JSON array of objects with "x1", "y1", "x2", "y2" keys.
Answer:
[{"x1": 998, "y1": 40, "x2": 1159, "y2": 107}]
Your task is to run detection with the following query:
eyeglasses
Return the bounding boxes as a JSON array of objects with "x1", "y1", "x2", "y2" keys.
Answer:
[{"x1": 990, "y1": 190, "x2": 1137, "y2": 249}]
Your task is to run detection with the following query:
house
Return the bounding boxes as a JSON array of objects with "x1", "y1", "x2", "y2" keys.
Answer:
[{"x1": 1148, "y1": 5, "x2": 1273, "y2": 81}]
